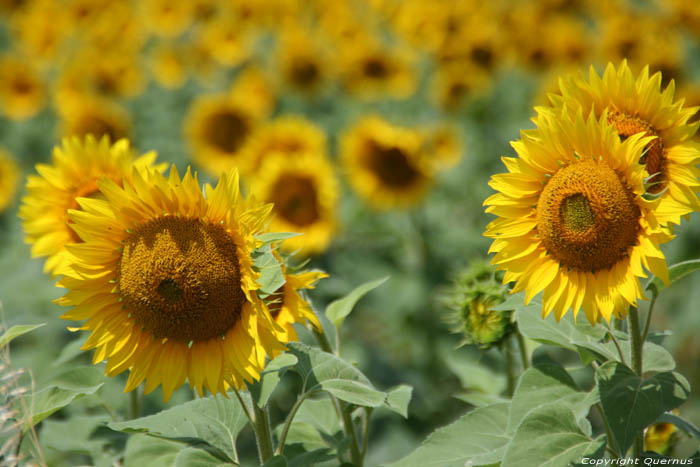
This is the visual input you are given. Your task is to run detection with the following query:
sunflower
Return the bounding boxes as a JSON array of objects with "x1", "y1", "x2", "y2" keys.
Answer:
[
  {"x1": 266, "y1": 251, "x2": 326, "y2": 343},
  {"x1": 0, "y1": 149, "x2": 20, "y2": 214},
  {"x1": 431, "y1": 60, "x2": 491, "y2": 111},
  {"x1": 0, "y1": 55, "x2": 46, "y2": 120},
  {"x1": 56, "y1": 166, "x2": 285, "y2": 401},
  {"x1": 229, "y1": 65, "x2": 276, "y2": 120},
  {"x1": 251, "y1": 152, "x2": 338, "y2": 256},
  {"x1": 19, "y1": 136, "x2": 159, "y2": 277},
  {"x1": 550, "y1": 61, "x2": 700, "y2": 226},
  {"x1": 239, "y1": 115, "x2": 327, "y2": 175},
  {"x1": 140, "y1": 0, "x2": 194, "y2": 38},
  {"x1": 185, "y1": 94, "x2": 261, "y2": 176},
  {"x1": 57, "y1": 96, "x2": 131, "y2": 142},
  {"x1": 421, "y1": 123, "x2": 463, "y2": 170},
  {"x1": 276, "y1": 24, "x2": 332, "y2": 95},
  {"x1": 149, "y1": 41, "x2": 188, "y2": 90},
  {"x1": 484, "y1": 109, "x2": 672, "y2": 324},
  {"x1": 341, "y1": 115, "x2": 432, "y2": 209}
]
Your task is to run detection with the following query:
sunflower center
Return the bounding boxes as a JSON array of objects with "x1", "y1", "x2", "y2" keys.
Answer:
[
  {"x1": 367, "y1": 142, "x2": 421, "y2": 188},
  {"x1": 536, "y1": 160, "x2": 641, "y2": 272},
  {"x1": 363, "y1": 57, "x2": 389, "y2": 79},
  {"x1": 290, "y1": 59, "x2": 320, "y2": 87},
  {"x1": 117, "y1": 216, "x2": 245, "y2": 342},
  {"x1": 205, "y1": 110, "x2": 249, "y2": 154},
  {"x1": 74, "y1": 114, "x2": 126, "y2": 142},
  {"x1": 607, "y1": 110, "x2": 666, "y2": 193},
  {"x1": 270, "y1": 175, "x2": 320, "y2": 226},
  {"x1": 470, "y1": 46, "x2": 493, "y2": 69}
]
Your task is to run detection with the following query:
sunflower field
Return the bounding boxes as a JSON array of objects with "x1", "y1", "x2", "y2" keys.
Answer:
[{"x1": 1, "y1": 0, "x2": 700, "y2": 466}]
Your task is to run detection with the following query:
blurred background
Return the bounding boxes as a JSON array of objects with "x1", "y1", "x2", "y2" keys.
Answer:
[{"x1": 0, "y1": 0, "x2": 699, "y2": 465}]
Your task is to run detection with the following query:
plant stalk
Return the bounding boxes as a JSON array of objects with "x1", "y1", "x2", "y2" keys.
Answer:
[
  {"x1": 515, "y1": 330, "x2": 529, "y2": 370},
  {"x1": 628, "y1": 306, "x2": 644, "y2": 459},
  {"x1": 505, "y1": 337, "x2": 515, "y2": 397},
  {"x1": 128, "y1": 385, "x2": 143, "y2": 420},
  {"x1": 252, "y1": 403, "x2": 275, "y2": 464}
]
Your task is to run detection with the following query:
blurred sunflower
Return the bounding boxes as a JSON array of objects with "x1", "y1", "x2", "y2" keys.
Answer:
[
  {"x1": 19, "y1": 136, "x2": 158, "y2": 276},
  {"x1": 276, "y1": 25, "x2": 332, "y2": 95},
  {"x1": 239, "y1": 115, "x2": 327, "y2": 175},
  {"x1": 339, "y1": 38, "x2": 417, "y2": 100},
  {"x1": 230, "y1": 65, "x2": 276, "y2": 119},
  {"x1": 9, "y1": 0, "x2": 67, "y2": 67},
  {"x1": 551, "y1": 62, "x2": 700, "y2": 226},
  {"x1": 56, "y1": 166, "x2": 284, "y2": 401},
  {"x1": 140, "y1": 0, "x2": 194, "y2": 38},
  {"x1": 431, "y1": 61, "x2": 491, "y2": 111},
  {"x1": 0, "y1": 55, "x2": 46, "y2": 120},
  {"x1": 266, "y1": 251, "x2": 326, "y2": 343},
  {"x1": 484, "y1": 109, "x2": 671, "y2": 324},
  {"x1": 341, "y1": 115, "x2": 432, "y2": 209},
  {"x1": 185, "y1": 94, "x2": 261, "y2": 176},
  {"x1": 149, "y1": 41, "x2": 188, "y2": 90},
  {"x1": 421, "y1": 123, "x2": 463, "y2": 170},
  {"x1": 58, "y1": 96, "x2": 131, "y2": 142},
  {"x1": 198, "y1": 16, "x2": 253, "y2": 68},
  {"x1": 251, "y1": 152, "x2": 338, "y2": 256},
  {"x1": 0, "y1": 149, "x2": 19, "y2": 214}
]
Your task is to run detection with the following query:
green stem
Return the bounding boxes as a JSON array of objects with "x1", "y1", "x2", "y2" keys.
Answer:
[
  {"x1": 515, "y1": 331, "x2": 529, "y2": 370},
  {"x1": 128, "y1": 385, "x2": 143, "y2": 420},
  {"x1": 361, "y1": 407, "x2": 373, "y2": 459},
  {"x1": 313, "y1": 328, "x2": 334, "y2": 354},
  {"x1": 252, "y1": 403, "x2": 275, "y2": 464},
  {"x1": 641, "y1": 294, "x2": 658, "y2": 344},
  {"x1": 595, "y1": 403, "x2": 621, "y2": 458},
  {"x1": 628, "y1": 306, "x2": 644, "y2": 459},
  {"x1": 605, "y1": 322, "x2": 627, "y2": 366},
  {"x1": 275, "y1": 391, "x2": 315, "y2": 455},
  {"x1": 505, "y1": 337, "x2": 515, "y2": 397},
  {"x1": 340, "y1": 402, "x2": 363, "y2": 467},
  {"x1": 231, "y1": 387, "x2": 253, "y2": 424}
]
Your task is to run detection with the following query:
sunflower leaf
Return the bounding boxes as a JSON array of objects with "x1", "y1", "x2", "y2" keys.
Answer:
[
  {"x1": 286, "y1": 343, "x2": 386, "y2": 407},
  {"x1": 108, "y1": 394, "x2": 249, "y2": 463},
  {"x1": 252, "y1": 244, "x2": 286, "y2": 298},
  {"x1": 646, "y1": 259, "x2": 700, "y2": 298},
  {"x1": 0, "y1": 323, "x2": 45, "y2": 349},
  {"x1": 502, "y1": 402, "x2": 606, "y2": 467},
  {"x1": 596, "y1": 361, "x2": 691, "y2": 455},
  {"x1": 656, "y1": 412, "x2": 700, "y2": 441},
  {"x1": 174, "y1": 447, "x2": 239, "y2": 467},
  {"x1": 383, "y1": 402, "x2": 511, "y2": 467},
  {"x1": 325, "y1": 276, "x2": 388, "y2": 329},
  {"x1": 248, "y1": 353, "x2": 298, "y2": 407},
  {"x1": 123, "y1": 434, "x2": 181, "y2": 467},
  {"x1": 260, "y1": 455, "x2": 288, "y2": 467},
  {"x1": 255, "y1": 232, "x2": 302, "y2": 246}
]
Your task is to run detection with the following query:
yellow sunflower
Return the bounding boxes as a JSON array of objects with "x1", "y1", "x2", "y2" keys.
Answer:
[
  {"x1": 229, "y1": 65, "x2": 276, "y2": 120},
  {"x1": 267, "y1": 251, "x2": 326, "y2": 343},
  {"x1": 239, "y1": 115, "x2": 327, "y2": 176},
  {"x1": 57, "y1": 96, "x2": 131, "y2": 142},
  {"x1": 0, "y1": 55, "x2": 46, "y2": 120},
  {"x1": 276, "y1": 24, "x2": 332, "y2": 95},
  {"x1": 0, "y1": 149, "x2": 20, "y2": 214},
  {"x1": 340, "y1": 115, "x2": 432, "y2": 209},
  {"x1": 149, "y1": 41, "x2": 188, "y2": 90},
  {"x1": 549, "y1": 61, "x2": 700, "y2": 226},
  {"x1": 56, "y1": 166, "x2": 284, "y2": 401},
  {"x1": 185, "y1": 94, "x2": 261, "y2": 177},
  {"x1": 19, "y1": 136, "x2": 159, "y2": 277},
  {"x1": 251, "y1": 152, "x2": 338, "y2": 256},
  {"x1": 484, "y1": 109, "x2": 672, "y2": 324}
]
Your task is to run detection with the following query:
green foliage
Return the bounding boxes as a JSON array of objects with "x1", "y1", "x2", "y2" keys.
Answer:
[
  {"x1": 0, "y1": 323, "x2": 45, "y2": 349},
  {"x1": 596, "y1": 362, "x2": 691, "y2": 455},
  {"x1": 252, "y1": 244, "x2": 286, "y2": 298},
  {"x1": 646, "y1": 259, "x2": 700, "y2": 297},
  {"x1": 325, "y1": 276, "x2": 388, "y2": 329}
]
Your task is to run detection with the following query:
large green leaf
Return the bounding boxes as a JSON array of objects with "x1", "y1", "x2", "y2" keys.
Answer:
[
  {"x1": 123, "y1": 434, "x2": 181, "y2": 467},
  {"x1": 646, "y1": 259, "x2": 700, "y2": 297},
  {"x1": 502, "y1": 403, "x2": 606, "y2": 467},
  {"x1": 174, "y1": 448, "x2": 238, "y2": 467},
  {"x1": 286, "y1": 343, "x2": 386, "y2": 407},
  {"x1": 0, "y1": 323, "x2": 45, "y2": 348},
  {"x1": 109, "y1": 394, "x2": 249, "y2": 463},
  {"x1": 508, "y1": 364, "x2": 598, "y2": 432},
  {"x1": 255, "y1": 232, "x2": 301, "y2": 246},
  {"x1": 385, "y1": 385, "x2": 412, "y2": 418},
  {"x1": 596, "y1": 361, "x2": 691, "y2": 455},
  {"x1": 248, "y1": 353, "x2": 298, "y2": 407},
  {"x1": 39, "y1": 414, "x2": 113, "y2": 466},
  {"x1": 252, "y1": 244, "x2": 285, "y2": 298},
  {"x1": 325, "y1": 277, "x2": 388, "y2": 328},
  {"x1": 384, "y1": 403, "x2": 511, "y2": 467},
  {"x1": 515, "y1": 299, "x2": 674, "y2": 372},
  {"x1": 19, "y1": 366, "x2": 105, "y2": 430}
]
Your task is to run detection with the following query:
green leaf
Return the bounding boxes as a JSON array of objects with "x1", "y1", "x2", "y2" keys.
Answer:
[
  {"x1": 252, "y1": 244, "x2": 285, "y2": 297},
  {"x1": 39, "y1": 414, "x2": 111, "y2": 464},
  {"x1": 19, "y1": 366, "x2": 105, "y2": 430},
  {"x1": 123, "y1": 434, "x2": 181, "y2": 467},
  {"x1": 286, "y1": 447, "x2": 335, "y2": 467},
  {"x1": 508, "y1": 364, "x2": 597, "y2": 432},
  {"x1": 0, "y1": 323, "x2": 45, "y2": 348},
  {"x1": 109, "y1": 394, "x2": 249, "y2": 463},
  {"x1": 325, "y1": 277, "x2": 388, "y2": 328},
  {"x1": 249, "y1": 353, "x2": 298, "y2": 407},
  {"x1": 52, "y1": 335, "x2": 87, "y2": 367},
  {"x1": 174, "y1": 448, "x2": 238, "y2": 467},
  {"x1": 384, "y1": 403, "x2": 511, "y2": 467},
  {"x1": 261, "y1": 455, "x2": 288, "y2": 467},
  {"x1": 286, "y1": 343, "x2": 387, "y2": 407},
  {"x1": 502, "y1": 402, "x2": 606, "y2": 467},
  {"x1": 255, "y1": 232, "x2": 301, "y2": 245},
  {"x1": 385, "y1": 385, "x2": 412, "y2": 418},
  {"x1": 646, "y1": 259, "x2": 700, "y2": 297},
  {"x1": 596, "y1": 361, "x2": 690, "y2": 455},
  {"x1": 656, "y1": 413, "x2": 700, "y2": 441}
]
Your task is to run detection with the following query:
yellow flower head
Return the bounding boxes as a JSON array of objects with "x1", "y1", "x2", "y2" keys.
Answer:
[
  {"x1": 484, "y1": 108, "x2": 672, "y2": 324},
  {"x1": 57, "y1": 96, "x2": 131, "y2": 142},
  {"x1": 549, "y1": 61, "x2": 700, "y2": 226},
  {"x1": 19, "y1": 136, "x2": 159, "y2": 277},
  {"x1": 0, "y1": 149, "x2": 20, "y2": 214},
  {"x1": 185, "y1": 94, "x2": 261, "y2": 177},
  {"x1": 56, "y1": 165, "x2": 285, "y2": 401},
  {"x1": 251, "y1": 152, "x2": 338, "y2": 256},
  {"x1": 0, "y1": 55, "x2": 46, "y2": 120},
  {"x1": 341, "y1": 115, "x2": 432, "y2": 210}
]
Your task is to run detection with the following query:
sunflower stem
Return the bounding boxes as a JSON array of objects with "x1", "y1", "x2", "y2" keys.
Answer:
[
  {"x1": 641, "y1": 294, "x2": 658, "y2": 344},
  {"x1": 275, "y1": 391, "x2": 315, "y2": 455},
  {"x1": 515, "y1": 330, "x2": 529, "y2": 370},
  {"x1": 252, "y1": 402, "x2": 275, "y2": 463},
  {"x1": 128, "y1": 385, "x2": 143, "y2": 420},
  {"x1": 339, "y1": 401, "x2": 363, "y2": 467},
  {"x1": 231, "y1": 387, "x2": 253, "y2": 424},
  {"x1": 628, "y1": 306, "x2": 644, "y2": 459},
  {"x1": 505, "y1": 337, "x2": 515, "y2": 397},
  {"x1": 595, "y1": 403, "x2": 621, "y2": 458}
]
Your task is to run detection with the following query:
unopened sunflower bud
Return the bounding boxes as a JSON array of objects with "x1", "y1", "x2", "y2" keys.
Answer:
[{"x1": 644, "y1": 413, "x2": 679, "y2": 455}]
